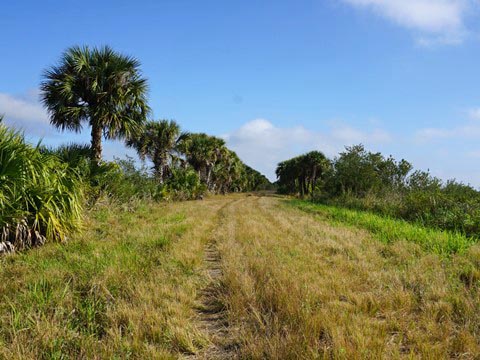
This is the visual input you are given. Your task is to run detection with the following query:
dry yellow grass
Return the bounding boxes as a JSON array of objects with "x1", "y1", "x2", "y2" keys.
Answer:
[
  {"x1": 216, "y1": 195, "x2": 480, "y2": 358},
  {"x1": 0, "y1": 194, "x2": 479, "y2": 359}
]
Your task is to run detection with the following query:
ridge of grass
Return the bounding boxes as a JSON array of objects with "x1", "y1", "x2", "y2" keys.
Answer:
[{"x1": 289, "y1": 199, "x2": 477, "y2": 255}]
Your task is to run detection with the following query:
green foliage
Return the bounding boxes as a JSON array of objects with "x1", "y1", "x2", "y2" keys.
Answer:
[
  {"x1": 276, "y1": 151, "x2": 331, "y2": 196},
  {"x1": 0, "y1": 124, "x2": 83, "y2": 251},
  {"x1": 126, "y1": 119, "x2": 189, "y2": 183},
  {"x1": 40, "y1": 45, "x2": 150, "y2": 164},
  {"x1": 329, "y1": 144, "x2": 412, "y2": 196},
  {"x1": 96, "y1": 157, "x2": 161, "y2": 202},
  {"x1": 42, "y1": 144, "x2": 161, "y2": 203},
  {"x1": 291, "y1": 200, "x2": 476, "y2": 255},
  {"x1": 277, "y1": 144, "x2": 480, "y2": 237},
  {"x1": 244, "y1": 165, "x2": 273, "y2": 192},
  {"x1": 165, "y1": 167, "x2": 206, "y2": 200}
]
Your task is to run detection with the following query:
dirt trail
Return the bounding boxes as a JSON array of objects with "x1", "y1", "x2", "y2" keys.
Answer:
[{"x1": 185, "y1": 198, "x2": 241, "y2": 360}]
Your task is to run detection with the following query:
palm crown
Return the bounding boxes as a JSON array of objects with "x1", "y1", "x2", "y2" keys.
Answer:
[
  {"x1": 127, "y1": 119, "x2": 189, "y2": 183},
  {"x1": 40, "y1": 45, "x2": 150, "y2": 164}
]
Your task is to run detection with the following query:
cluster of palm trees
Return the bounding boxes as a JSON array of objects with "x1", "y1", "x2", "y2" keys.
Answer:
[
  {"x1": 126, "y1": 120, "x2": 269, "y2": 193},
  {"x1": 276, "y1": 151, "x2": 331, "y2": 197},
  {"x1": 40, "y1": 45, "x2": 269, "y2": 195},
  {"x1": 0, "y1": 44, "x2": 272, "y2": 254}
]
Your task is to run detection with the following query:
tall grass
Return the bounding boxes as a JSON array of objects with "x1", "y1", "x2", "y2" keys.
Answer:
[
  {"x1": 219, "y1": 196, "x2": 480, "y2": 358},
  {"x1": 290, "y1": 199, "x2": 477, "y2": 255},
  {"x1": 0, "y1": 124, "x2": 83, "y2": 251}
]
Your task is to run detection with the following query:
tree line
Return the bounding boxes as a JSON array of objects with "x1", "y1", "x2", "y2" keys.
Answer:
[
  {"x1": 277, "y1": 145, "x2": 480, "y2": 237},
  {"x1": 0, "y1": 45, "x2": 270, "y2": 254},
  {"x1": 40, "y1": 45, "x2": 271, "y2": 194}
]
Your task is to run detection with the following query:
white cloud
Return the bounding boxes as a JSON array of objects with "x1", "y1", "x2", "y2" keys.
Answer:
[
  {"x1": 467, "y1": 150, "x2": 480, "y2": 158},
  {"x1": 341, "y1": 0, "x2": 471, "y2": 45},
  {"x1": 414, "y1": 105, "x2": 480, "y2": 142},
  {"x1": 0, "y1": 91, "x2": 51, "y2": 136},
  {"x1": 467, "y1": 107, "x2": 480, "y2": 120},
  {"x1": 223, "y1": 118, "x2": 392, "y2": 181},
  {"x1": 415, "y1": 118, "x2": 480, "y2": 142}
]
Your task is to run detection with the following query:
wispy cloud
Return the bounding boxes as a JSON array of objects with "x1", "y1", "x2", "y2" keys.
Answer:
[
  {"x1": 0, "y1": 90, "x2": 51, "y2": 136},
  {"x1": 341, "y1": 0, "x2": 471, "y2": 45},
  {"x1": 415, "y1": 108, "x2": 480, "y2": 142},
  {"x1": 223, "y1": 118, "x2": 392, "y2": 180},
  {"x1": 467, "y1": 107, "x2": 480, "y2": 120},
  {"x1": 467, "y1": 149, "x2": 480, "y2": 158}
]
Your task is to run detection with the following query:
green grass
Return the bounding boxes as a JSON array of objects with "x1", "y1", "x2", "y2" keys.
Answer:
[
  {"x1": 0, "y1": 200, "x2": 205, "y2": 359},
  {"x1": 289, "y1": 199, "x2": 477, "y2": 255},
  {"x1": 1, "y1": 195, "x2": 479, "y2": 358}
]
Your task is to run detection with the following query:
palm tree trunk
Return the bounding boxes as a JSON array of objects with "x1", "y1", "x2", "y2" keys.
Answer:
[
  {"x1": 153, "y1": 153, "x2": 164, "y2": 184},
  {"x1": 91, "y1": 122, "x2": 103, "y2": 165},
  {"x1": 158, "y1": 166, "x2": 164, "y2": 184}
]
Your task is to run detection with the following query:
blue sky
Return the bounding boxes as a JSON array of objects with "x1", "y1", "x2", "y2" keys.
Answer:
[{"x1": 2, "y1": 0, "x2": 480, "y2": 185}]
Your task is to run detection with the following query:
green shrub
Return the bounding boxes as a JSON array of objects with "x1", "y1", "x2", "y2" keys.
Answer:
[
  {"x1": 165, "y1": 167, "x2": 207, "y2": 200},
  {"x1": 99, "y1": 157, "x2": 161, "y2": 202},
  {"x1": 0, "y1": 125, "x2": 83, "y2": 251},
  {"x1": 279, "y1": 144, "x2": 480, "y2": 238}
]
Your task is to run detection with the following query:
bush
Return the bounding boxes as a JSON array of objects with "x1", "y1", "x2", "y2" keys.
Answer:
[
  {"x1": 165, "y1": 167, "x2": 207, "y2": 200},
  {"x1": 0, "y1": 125, "x2": 83, "y2": 251},
  {"x1": 44, "y1": 145, "x2": 162, "y2": 204},
  {"x1": 96, "y1": 157, "x2": 161, "y2": 202}
]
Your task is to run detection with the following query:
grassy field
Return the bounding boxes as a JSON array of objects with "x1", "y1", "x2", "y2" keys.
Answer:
[
  {"x1": 1, "y1": 194, "x2": 479, "y2": 359},
  {"x1": 0, "y1": 198, "x2": 228, "y2": 359}
]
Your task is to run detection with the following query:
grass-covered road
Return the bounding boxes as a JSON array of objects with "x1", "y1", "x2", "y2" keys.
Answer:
[{"x1": 1, "y1": 194, "x2": 479, "y2": 359}]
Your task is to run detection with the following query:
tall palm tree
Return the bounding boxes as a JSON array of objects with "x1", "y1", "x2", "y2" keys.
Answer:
[
  {"x1": 127, "y1": 119, "x2": 189, "y2": 183},
  {"x1": 40, "y1": 45, "x2": 150, "y2": 165}
]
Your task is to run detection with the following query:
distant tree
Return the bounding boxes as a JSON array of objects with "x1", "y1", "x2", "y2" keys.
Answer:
[
  {"x1": 127, "y1": 120, "x2": 189, "y2": 183},
  {"x1": 41, "y1": 45, "x2": 150, "y2": 165},
  {"x1": 180, "y1": 133, "x2": 226, "y2": 190},
  {"x1": 333, "y1": 144, "x2": 412, "y2": 196},
  {"x1": 276, "y1": 151, "x2": 330, "y2": 197}
]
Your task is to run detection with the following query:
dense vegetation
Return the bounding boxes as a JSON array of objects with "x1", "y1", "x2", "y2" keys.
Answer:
[
  {"x1": 0, "y1": 122, "x2": 83, "y2": 253},
  {"x1": 277, "y1": 145, "x2": 480, "y2": 238},
  {"x1": 0, "y1": 46, "x2": 270, "y2": 254}
]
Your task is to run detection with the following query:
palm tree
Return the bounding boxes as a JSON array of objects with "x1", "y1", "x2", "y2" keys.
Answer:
[
  {"x1": 181, "y1": 133, "x2": 226, "y2": 190},
  {"x1": 276, "y1": 151, "x2": 330, "y2": 197},
  {"x1": 212, "y1": 149, "x2": 244, "y2": 194},
  {"x1": 40, "y1": 45, "x2": 150, "y2": 165},
  {"x1": 127, "y1": 120, "x2": 189, "y2": 183}
]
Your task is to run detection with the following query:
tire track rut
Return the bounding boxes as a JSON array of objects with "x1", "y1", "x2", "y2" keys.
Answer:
[{"x1": 185, "y1": 197, "x2": 243, "y2": 359}]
